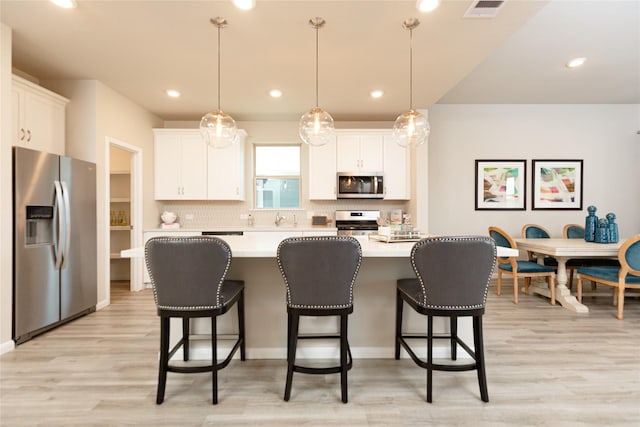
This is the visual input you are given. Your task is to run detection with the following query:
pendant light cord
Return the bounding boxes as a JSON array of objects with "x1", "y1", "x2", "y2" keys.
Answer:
[
  {"x1": 217, "y1": 24, "x2": 221, "y2": 111},
  {"x1": 409, "y1": 26, "x2": 413, "y2": 110},
  {"x1": 315, "y1": 22, "x2": 319, "y2": 108}
]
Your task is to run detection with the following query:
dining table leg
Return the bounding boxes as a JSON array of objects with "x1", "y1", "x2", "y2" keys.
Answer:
[{"x1": 530, "y1": 256, "x2": 589, "y2": 313}]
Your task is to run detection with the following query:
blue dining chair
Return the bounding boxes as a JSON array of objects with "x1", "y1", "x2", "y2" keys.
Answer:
[
  {"x1": 576, "y1": 234, "x2": 640, "y2": 320},
  {"x1": 521, "y1": 224, "x2": 558, "y2": 268},
  {"x1": 489, "y1": 226, "x2": 556, "y2": 305},
  {"x1": 563, "y1": 223, "x2": 619, "y2": 290}
]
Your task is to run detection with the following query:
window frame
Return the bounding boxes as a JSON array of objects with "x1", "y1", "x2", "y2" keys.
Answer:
[{"x1": 253, "y1": 143, "x2": 302, "y2": 210}]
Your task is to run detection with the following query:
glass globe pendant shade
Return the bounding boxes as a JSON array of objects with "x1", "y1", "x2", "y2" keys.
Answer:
[
  {"x1": 199, "y1": 109, "x2": 237, "y2": 149},
  {"x1": 392, "y1": 109, "x2": 429, "y2": 148},
  {"x1": 298, "y1": 107, "x2": 335, "y2": 147}
]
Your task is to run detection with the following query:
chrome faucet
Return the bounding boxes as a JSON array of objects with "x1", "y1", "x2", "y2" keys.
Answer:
[{"x1": 275, "y1": 212, "x2": 286, "y2": 226}]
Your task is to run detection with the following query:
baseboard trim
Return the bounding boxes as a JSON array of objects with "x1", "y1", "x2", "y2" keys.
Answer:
[{"x1": 0, "y1": 339, "x2": 16, "y2": 355}]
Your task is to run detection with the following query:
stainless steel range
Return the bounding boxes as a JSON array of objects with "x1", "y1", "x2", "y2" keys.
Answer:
[{"x1": 335, "y1": 210, "x2": 380, "y2": 236}]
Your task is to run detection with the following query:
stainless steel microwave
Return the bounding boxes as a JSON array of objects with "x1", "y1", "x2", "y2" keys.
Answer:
[{"x1": 337, "y1": 173, "x2": 384, "y2": 199}]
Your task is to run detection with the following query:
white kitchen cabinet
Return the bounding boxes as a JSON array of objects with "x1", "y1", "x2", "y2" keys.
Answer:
[
  {"x1": 207, "y1": 130, "x2": 247, "y2": 200},
  {"x1": 336, "y1": 131, "x2": 384, "y2": 172},
  {"x1": 12, "y1": 75, "x2": 68, "y2": 156},
  {"x1": 383, "y1": 133, "x2": 411, "y2": 200},
  {"x1": 308, "y1": 134, "x2": 337, "y2": 200},
  {"x1": 154, "y1": 129, "x2": 208, "y2": 200}
]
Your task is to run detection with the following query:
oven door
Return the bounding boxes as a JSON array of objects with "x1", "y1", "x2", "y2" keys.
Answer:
[{"x1": 337, "y1": 173, "x2": 384, "y2": 199}]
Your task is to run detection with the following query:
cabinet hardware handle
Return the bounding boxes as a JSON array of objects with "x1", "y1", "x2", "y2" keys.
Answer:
[
  {"x1": 20, "y1": 128, "x2": 25, "y2": 140},
  {"x1": 26, "y1": 130, "x2": 32, "y2": 142}
]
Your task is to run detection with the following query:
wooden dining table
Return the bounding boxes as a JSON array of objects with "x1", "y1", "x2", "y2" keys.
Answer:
[{"x1": 513, "y1": 238, "x2": 622, "y2": 313}]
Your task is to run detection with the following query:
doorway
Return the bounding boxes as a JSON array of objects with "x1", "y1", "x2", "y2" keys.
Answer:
[{"x1": 105, "y1": 137, "x2": 143, "y2": 294}]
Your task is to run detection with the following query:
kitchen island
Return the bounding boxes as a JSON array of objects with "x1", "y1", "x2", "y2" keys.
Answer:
[{"x1": 122, "y1": 235, "x2": 516, "y2": 360}]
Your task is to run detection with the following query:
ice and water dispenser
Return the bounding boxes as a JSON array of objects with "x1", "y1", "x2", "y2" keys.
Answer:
[{"x1": 25, "y1": 205, "x2": 54, "y2": 245}]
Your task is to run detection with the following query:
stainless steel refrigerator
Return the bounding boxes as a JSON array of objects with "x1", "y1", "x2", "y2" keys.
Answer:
[{"x1": 13, "y1": 146, "x2": 97, "y2": 344}]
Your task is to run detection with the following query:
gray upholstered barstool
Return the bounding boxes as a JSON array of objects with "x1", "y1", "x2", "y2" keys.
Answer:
[
  {"x1": 145, "y1": 236, "x2": 245, "y2": 405},
  {"x1": 276, "y1": 236, "x2": 362, "y2": 403},
  {"x1": 395, "y1": 236, "x2": 496, "y2": 403}
]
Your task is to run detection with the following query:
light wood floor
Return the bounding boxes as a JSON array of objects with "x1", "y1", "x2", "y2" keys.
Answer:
[{"x1": 1, "y1": 281, "x2": 639, "y2": 426}]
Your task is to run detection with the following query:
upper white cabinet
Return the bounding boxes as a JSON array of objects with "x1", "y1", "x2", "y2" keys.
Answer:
[
  {"x1": 308, "y1": 134, "x2": 337, "y2": 200},
  {"x1": 154, "y1": 129, "x2": 208, "y2": 200},
  {"x1": 12, "y1": 75, "x2": 68, "y2": 156},
  {"x1": 336, "y1": 131, "x2": 384, "y2": 172},
  {"x1": 383, "y1": 133, "x2": 411, "y2": 200},
  {"x1": 207, "y1": 130, "x2": 247, "y2": 200}
]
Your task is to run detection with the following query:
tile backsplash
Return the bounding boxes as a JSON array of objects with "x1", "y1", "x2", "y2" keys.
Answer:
[{"x1": 158, "y1": 200, "x2": 409, "y2": 229}]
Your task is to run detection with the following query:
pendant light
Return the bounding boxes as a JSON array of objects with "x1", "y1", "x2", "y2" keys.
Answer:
[
  {"x1": 298, "y1": 17, "x2": 335, "y2": 147},
  {"x1": 392, "y1": 18, "x2": 430, "y2": 149},
  {"x1": 200, "y1": 17, "x2": 238, "y2": 149}
]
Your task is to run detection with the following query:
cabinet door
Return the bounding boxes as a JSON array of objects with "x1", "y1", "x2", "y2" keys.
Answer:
[
  {"x1": 336, "y1": 134, "x2": 360, "y2": 172},
  {"x1": 359, "y1": 134, "x2": 384, "y2": 171},
  {"x1": 12, "y1": 81, "x2": 67, "y2": 155},
  {"x1": 154, "y1": 133, "x2": 182, "y2": 199},
  {"x1": 207, "y1": 133, "x2": 245, "y2": 200},
  {"x1": 179, "y1": 134, "x2": 208, "y2": 199},
  {"x1": 308, "y1": 135, "x2": 337, "y2": 199},
  {"x1": 383, "y1": 134, "x2": 410, "y2": 200}
]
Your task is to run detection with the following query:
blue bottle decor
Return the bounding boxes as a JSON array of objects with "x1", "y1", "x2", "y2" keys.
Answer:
[
  {"x1": 606, "y1": 212, "x2": 619, "y2": 243},
  {"x1": 594, "y1": 218, "x2": 610, "y2": 243},
  {"x1": 584, "y1": 205, "x2": 598, "y2": 242}
]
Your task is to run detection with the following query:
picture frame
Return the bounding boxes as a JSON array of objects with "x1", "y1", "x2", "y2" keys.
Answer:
[
  {"x1": 532, "y1": 159, "x2": 583, "y2": 210},
  {"x1": 475, "y1": 160, "x2": 526, "y2": 210}
]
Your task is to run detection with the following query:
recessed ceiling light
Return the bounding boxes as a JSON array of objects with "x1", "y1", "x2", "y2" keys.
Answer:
[
  {"x1": 232, "y1": 0, "x2": 256, "y2": 10},
  {"x1": 269, "y1": 89, "x2": 283, "y2": 98},
  {"x1": 166, "y1": 89, "x2": 181, "y2": 98},
  {"x1": 50, "y1": 0, "x2": 77, "y2": 9},
  {"x1": 416, "y1": 0, "x2": 441, "y2": 13},
  {"x1": 566, "y1": 57, "x2": 587, "y2": 69},
  {"x1": 370, "y1": 90, "x2": 384, "y2": 99}
]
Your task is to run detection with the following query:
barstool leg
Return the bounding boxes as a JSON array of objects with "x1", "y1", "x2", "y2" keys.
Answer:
[
  {"x1": 284, "y1": 311, "x2": 299, "y2": 401},
  {"x1": 183, "y1": 318, "x2": 190, "y2": 361},
  {"x1": 473, "y1": 315, "x2": 489, "y2": 403},
  {"x1": 450, "y1": 316, "x2": 458, "y2": 361},
  {"x1": 238, "y1": 290, "x2": 246, "y2": 361},
  {"x1": 157, "y1": 317, "x2": 170, "y2": 404},
  {"x1": 426, "y1": 315, "x2": 433, "y2": 403},
  {"x1": 340, "y1": 314, "x2": 349, "y2": 404},
  {"x1": 395, "y1": 290, "x2": 403, "y2": 360},
  {"x1": 211, "y1": 316, "x2": 218, "y2": 405}
]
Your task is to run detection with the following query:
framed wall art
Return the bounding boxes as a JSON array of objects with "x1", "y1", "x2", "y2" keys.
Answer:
[
  {"x1": 532, "y1": 159, "x2": 583, "y2": 210},
  {"x1": 475, "y1": 160, "x2": 526, "y2": 210}
]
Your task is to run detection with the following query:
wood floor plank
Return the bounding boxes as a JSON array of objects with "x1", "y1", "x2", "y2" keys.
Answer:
[{"x1": 1, "y1": 281, "x2": 639, "y2": 426}]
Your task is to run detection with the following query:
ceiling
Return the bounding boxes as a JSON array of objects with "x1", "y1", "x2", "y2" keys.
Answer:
[{"x1": 2, "y1": 1, "x2": 638, "y2": 122}]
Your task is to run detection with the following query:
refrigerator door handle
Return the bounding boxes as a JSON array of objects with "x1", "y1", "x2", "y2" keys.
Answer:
[
  {"x1": 53, "y1": 180, "x2": 65, "y2": 270},
  {"x1": 60, "y1": 181, "x2": 71, "y2": 270}
]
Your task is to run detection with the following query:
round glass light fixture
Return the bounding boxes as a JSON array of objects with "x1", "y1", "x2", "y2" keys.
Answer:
[
  {"x1": 200, "y1": 110, "x2": 237, "y2": 148},
  {"x1": 298, "y1": 17, "x2": 335, "y2": 147},
  {"x1": 299, "y1": 107, "x2": 335, "y2": 147},
  {"x1": 199, "y1": 17, "x2": 237, "y2": 149},
  {"x1": 393, "y1": 18, "x2": 429, "y2": 148},
  {"x1": 392, "y1": 109, "x2": 430, "y2": 148}
]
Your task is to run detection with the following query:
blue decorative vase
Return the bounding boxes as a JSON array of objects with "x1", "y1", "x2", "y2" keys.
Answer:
[
  {"x1": 606, "y1": 212, "x2": 619, "y2": 243},
  {"x1": 585, "y1": 205, "x2": 598, "y2": 242},
  {"x1": 594, "y1": 218, "x2": 610, "y2": 243}
]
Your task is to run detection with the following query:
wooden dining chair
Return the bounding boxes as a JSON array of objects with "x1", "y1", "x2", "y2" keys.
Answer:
[
  {"x1": 521, "y1": 224, "x2": 558, "y2": 267},
  {"x1": 489, "y1": 226, "x2": 556, "y2": 305},
  {"x1": 563, "y1": 223, "x2": 619, "y2": 290},
  {"x1": 577, "y1": 234, "x2": 640, "y2": 320}
]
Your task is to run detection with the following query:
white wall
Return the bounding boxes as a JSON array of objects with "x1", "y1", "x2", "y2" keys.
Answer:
[
  {"x1": 0, "y1": 24, "x2": 14, "y2": 352},
  {"x1": 427, "y1": 104, "x2": 640, "y2": 238}
]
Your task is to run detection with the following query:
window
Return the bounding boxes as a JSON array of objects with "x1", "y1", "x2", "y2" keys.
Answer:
[{"x1": 254, "y1": 145, "x2": 300, "y2": 209}]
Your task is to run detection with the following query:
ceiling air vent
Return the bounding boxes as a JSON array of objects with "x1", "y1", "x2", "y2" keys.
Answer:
[{"x1": 464, "y1": 0, "x2": 506, "y2": 18}]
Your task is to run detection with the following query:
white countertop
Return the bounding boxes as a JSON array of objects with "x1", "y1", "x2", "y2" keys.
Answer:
[
  {"x1": 122, "y1": 235, "x2": 518, "y2": 259},
  {"x1": 145, "y1": 225, "x2": 338, "y2": 233}
]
